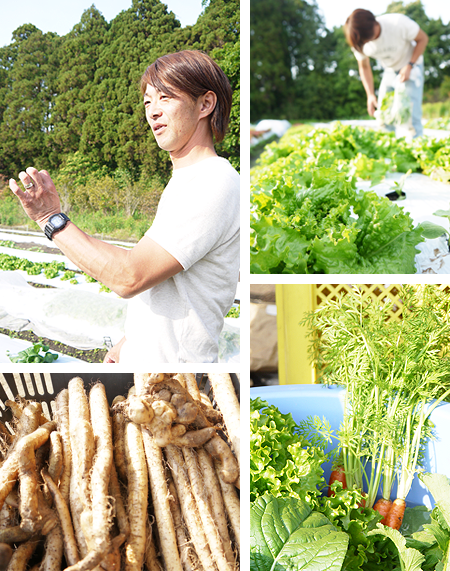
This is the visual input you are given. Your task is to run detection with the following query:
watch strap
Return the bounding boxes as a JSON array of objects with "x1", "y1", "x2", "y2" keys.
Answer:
[
  {"x1": 44, "y1": 213, "x2": 70, "y2": 241},
  {"x1": 409, "y1": 61, "x2": 415, "y2": 67}
]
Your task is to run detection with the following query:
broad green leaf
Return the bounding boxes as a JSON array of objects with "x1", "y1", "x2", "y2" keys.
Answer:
[
  {"x1": 418, "y1": 221, "x2": 448, "y2": 239},
  {"x1": 251, "y1": 494, "x2": 349, "y2": 571}
]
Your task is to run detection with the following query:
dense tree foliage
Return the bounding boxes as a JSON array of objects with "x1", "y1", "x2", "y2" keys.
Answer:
[
  {"x1": 0, "y1": 0, "x2": 239, "y2": 188},
  {"x1": 251, "y1": 0, "x2": 450, "y2": 122}
]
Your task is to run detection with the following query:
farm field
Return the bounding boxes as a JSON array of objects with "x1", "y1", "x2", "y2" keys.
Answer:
[{"x1": 251, "y1": 121, "x2": 450, "y2": 274}]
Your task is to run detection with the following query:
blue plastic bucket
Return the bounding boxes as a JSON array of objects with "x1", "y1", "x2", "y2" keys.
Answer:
[{"x1": 251, "y1": 384, "x2": 450, "y2": 508}]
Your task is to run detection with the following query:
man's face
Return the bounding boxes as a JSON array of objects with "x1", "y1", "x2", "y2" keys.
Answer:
[{"x1": 143, "y1": 84, "x2": 202, "y2": 157}]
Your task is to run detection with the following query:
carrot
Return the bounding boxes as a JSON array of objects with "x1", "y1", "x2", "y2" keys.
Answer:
[
  {"x1": 328, "y1": 466, "x2": 347, "y2": 497},
  {"x1": 385, "y1": 498, "x2": 406, "y2": 530},
  {"x1": 373, "y1": 498, "x2": 393, "y2": 525}
]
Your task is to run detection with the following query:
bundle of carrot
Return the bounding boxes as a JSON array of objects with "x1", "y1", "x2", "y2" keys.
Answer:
[
  {"x1": 0, "y1": 373, "x2": 240, "y2": 571},
  {"x1": 304, "y1": 285, "x2": 450, "y2": 530}
]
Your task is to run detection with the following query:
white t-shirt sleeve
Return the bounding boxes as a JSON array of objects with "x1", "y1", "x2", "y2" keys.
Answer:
[
  {"x1": 397, "y1": 13, "x2": 420, "y2": 42},
  {"x1": 146, "y1": 159, "x2": 240, "y2": 271},
  {"x1": 351, "y1": 47, "x2": 368, "y2": 62}
]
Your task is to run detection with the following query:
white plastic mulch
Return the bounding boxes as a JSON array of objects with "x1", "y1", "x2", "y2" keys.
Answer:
[{"x1": 0, "y1": 230, "x2": 241, "y2": 361}]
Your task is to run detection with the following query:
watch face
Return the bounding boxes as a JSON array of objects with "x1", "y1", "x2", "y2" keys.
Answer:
[{"x1": 51, "y1": 214, "x2": 66, "y2": 229}]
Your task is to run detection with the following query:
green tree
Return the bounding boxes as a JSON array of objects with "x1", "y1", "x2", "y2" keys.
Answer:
[
  {"x1": 79, "y1": 0, "x2": 179, "y2": 181},
  {"x1": 250, "y1": 0, "x2": 325, "y2": 121},
  {"x1": 51, "y1": 6, "x2": 109, "y2": 162},
  {"x1": 0, "y1": 25, "x2": 59, "y2": 176}
]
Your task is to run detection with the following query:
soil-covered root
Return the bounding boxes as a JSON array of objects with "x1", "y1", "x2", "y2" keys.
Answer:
[
  {"x1": 183, "y1": 447, "x2": 235, "y2": 571},
  {"x1": 100, "y1": 533, "x2": 126, "y2": 571},
  {"x1": 54, "y1": 389, "x2": 71, "y2": 503},
  {"x1": 89, "y1": 383, "x2": 114, "y2": 550},
  {"x1": 0, "y1": 542, "x2": 13, "y2": 571},
  {"x1": 0, "y1": 526, "x2": 32, "y2": 544},
  {"x1": 41, "y1": 524, "x2": 64, "y2": 571},
  {"x1": 11, "y1": 421, "x2": 56, "y2": 533},
  {"x1": 134, "y1": 374, "x2": 171, "y2": 395},
  {"x1": 68, "y1": 378, "x2": 95, "y2": 558},
  {"x1": 48, "y1": 431, "x2": 63, "y2": 484},
  {"x1": 207, "y1": 374, "x2": 240, "y2": 472},
  {"x1": 140, "y1": 428, "x2": 182, "y2": 571},
  {"x1": 165, "y1": 445, "x2": 216, "y2": 571},
  {"x1": 197, "y1": 449, "x2": 235, "y2": 565},
  {"x1": 124, "y1": 422, "x2": 148, "y2": 571},
  {"x1": 108, "y1": 463, "x2": 130, "y2": 539},
  {"x1": 204, "y1": 436, "x2": 239, "y2": 486},
  {"x1": 166, "y1": 475, "x2": 200, "y2": 571},
  {"x1": 111, "y1": 404, "x2": 127, "y2": 484},
  {"x1": 7, "y1": 538, "x2": 40, "y2": 571},
  {"x1": 41, "y1": 469, "x2": 79, "y2": 567},
  {"x1": 214, "y1": 461, "x2": 240, "y2": 550},
  {"x1": 144, "y1": 521, "x2": 163, "y2": 571}
]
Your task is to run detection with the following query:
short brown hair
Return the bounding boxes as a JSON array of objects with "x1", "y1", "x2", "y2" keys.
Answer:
[
  {"x1": 140, "y1": 50, "x2": 232, "y2": 143},
  {"x1": 344, "y1": 9, "x2": 377, "y2": 53}
]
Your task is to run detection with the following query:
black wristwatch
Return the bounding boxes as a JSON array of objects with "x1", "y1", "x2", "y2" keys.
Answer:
[
  {"x1": 408, "y1": 61, "x2": 415, "y2": 68},
  {"x1": 44, "y1": 213, "x2": 70, "y2": 241}
]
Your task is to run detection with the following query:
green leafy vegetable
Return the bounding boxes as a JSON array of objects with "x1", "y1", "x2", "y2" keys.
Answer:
[
  {"x1": 368, "y1": 524, "x2": 425, "y2": 571},
  {"x1": 251, "y1": 123, "x2": 450, "y2": 274},
  {"x1": 250, "y1": 494, "x2": 349, "y2": 571},
  {"x1": 7, "y1": 342, "x2": 59, "y2": 363},
  {"x1": 250, "y1": 397, "x2": 330, "y2": 506}
]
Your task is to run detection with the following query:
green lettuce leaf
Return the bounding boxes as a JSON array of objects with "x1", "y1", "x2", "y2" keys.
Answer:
[
  {"x1": 251, "y1": 494, "x2": 349, "y2": 571},
  {"x1": 368, "y1": 524, "x2": 425, "y2": 571}
]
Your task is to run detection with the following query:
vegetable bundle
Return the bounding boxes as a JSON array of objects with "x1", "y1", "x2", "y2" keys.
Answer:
[
  {"x1": 303, "y1": 285, "x2": 450, "y2": 528},
  {"x1": 0, "y1": 373, "x2": 240, "y2": 571}
]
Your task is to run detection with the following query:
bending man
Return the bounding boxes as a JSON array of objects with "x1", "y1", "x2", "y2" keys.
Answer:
[{"x1": 345, "y1": 9, "x2": 428, "y2": 137}]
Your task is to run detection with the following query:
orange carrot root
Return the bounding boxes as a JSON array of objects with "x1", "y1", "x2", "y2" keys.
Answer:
[
  {"x1": 385, "y1": 498, "x2": 406, "y2": 530},
  {"x1": 373, "y1": 498, "x2": 393, "y2": 525},
  {"x1": 328, "y1": 467, "x2": 347, "y2": 497}
]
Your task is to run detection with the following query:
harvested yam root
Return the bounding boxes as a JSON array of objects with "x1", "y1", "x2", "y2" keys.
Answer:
[{"x1": 0, "y1": 374, "x2": 239, "y2": 571}]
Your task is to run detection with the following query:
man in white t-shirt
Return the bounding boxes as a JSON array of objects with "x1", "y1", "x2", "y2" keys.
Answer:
[
  {"x1": 345, "y1": 9, "x2": 428, "y2": 137},
  {"x1": 9, "y1": 50, "x2": 240, "y2": 363}
]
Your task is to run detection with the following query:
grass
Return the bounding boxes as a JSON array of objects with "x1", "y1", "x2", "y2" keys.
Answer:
[
  {"x1": 422, "y1": 99, "x2": 450, "y2": 119},
  {"x1": 0, "y1": 190, "x2": 151, "y2": 242}
]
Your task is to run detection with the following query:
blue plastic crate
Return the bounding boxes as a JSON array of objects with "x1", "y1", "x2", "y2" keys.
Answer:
[{"x1": 251, "y1": 384, "x2": 450, "y2": 508}]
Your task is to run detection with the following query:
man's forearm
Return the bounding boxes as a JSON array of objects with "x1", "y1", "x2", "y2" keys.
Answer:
[
  {"x1": 51, "y1": 223, "x2": 182, "y2": 299},
  {"x1": 52, "y1": 222, "x2": 137, "y2": 297},
  {"x1": 359, "y1": 61, "x2": 375, "y2": 98}
]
